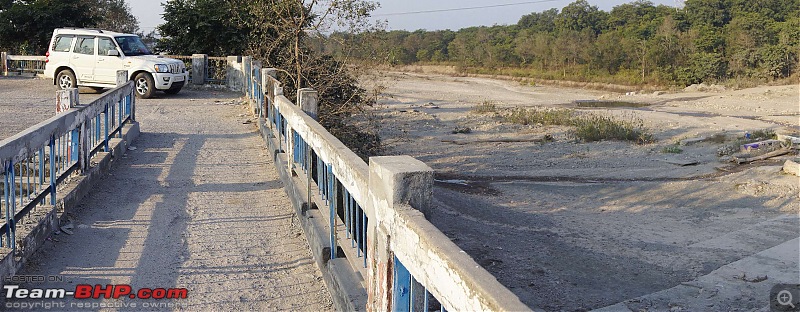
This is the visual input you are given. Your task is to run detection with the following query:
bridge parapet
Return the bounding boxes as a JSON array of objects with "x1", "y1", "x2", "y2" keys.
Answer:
[
  {"x1": 232, "y1": 59, "x2": 530, "y2": 311},
  {"x1": 0, "y1": 78, "x2": 138, "y2": 287}
]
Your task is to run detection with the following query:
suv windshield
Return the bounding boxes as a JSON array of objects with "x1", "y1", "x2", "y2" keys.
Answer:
[{"x1": 115, "y1": 36, "x2": 151, "y2": 56}]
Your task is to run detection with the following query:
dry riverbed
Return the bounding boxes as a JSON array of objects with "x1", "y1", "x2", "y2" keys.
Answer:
[{"x1": 368, "y1": 71, "x2": 799, "y2": 311}]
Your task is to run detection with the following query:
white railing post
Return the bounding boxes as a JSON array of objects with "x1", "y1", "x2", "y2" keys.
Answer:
[
  {"x1": 262, "y1": 68, "x2": 277, "y2": 120},
  {"x1": 242, "y1": 56, "x2": 252, "y2": 98},
  {"x1": 192, "y1": 54, "x2": 208, "y2": 85},
  {"x1": 226, "y1": 56, "x2": 243, "y2": 91},
  {"x1": 366, "y1": 156, "x2": 434, "y2": 312},
  {"x1": 56, "y1": 88, "x2": 79, "y2": 114},
  {"x1": 297, "y1": 88, "x2": 319, "y2": 121},
  {"x1": 1, "y1": 52, "x2": 7, "y2": 76},
  {"x1": 116, "y1": 70, "x2": 128, "y2": 86}
]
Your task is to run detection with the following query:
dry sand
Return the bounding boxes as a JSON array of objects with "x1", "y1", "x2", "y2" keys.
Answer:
[{"x1": 370, "y1": 71, "x2": 799, "y2": 311}]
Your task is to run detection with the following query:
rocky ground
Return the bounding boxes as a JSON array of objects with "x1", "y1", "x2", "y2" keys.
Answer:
[{"x1": 368, "y1": 71, "x2": 799, "y2": 311}]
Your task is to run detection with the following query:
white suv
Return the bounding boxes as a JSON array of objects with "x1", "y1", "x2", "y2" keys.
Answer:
[{"x1": 44, "y1": 28, "x2": 187, "y2": 98}]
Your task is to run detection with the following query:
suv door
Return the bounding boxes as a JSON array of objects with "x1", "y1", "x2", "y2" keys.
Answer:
[
  {"x1": 95, "y1": 36, "x2": 126, "y2": 84},
  {"x1": 70, "y1": 36, "x2": 97, "y2": 82}
]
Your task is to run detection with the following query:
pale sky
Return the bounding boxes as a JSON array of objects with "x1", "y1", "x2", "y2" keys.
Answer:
[{"x1": 128, "y1": 0, "x2": 680, "y2": 33}]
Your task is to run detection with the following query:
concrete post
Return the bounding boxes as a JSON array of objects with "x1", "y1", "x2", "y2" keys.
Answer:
[
  {"x1": 262, "y1": 68, "x2": 277, "y2": 117},
  {"x1": 116, "y1": 70, "x2": 128, "y2": 86},
  {"x1": 274, "y1": 80, "x2": 284, "y2": 96},
  {"x1": 366, "y1": 156, "x2": 434, "y2": 312},
  {"x1": 1, "y1": 52, "x2": 7, "y2": 76},
  {"x1": 297, "y1": 88, "x2": 319, "y2": 121},
  {"x1": 226, "y1": 56, "x2": 243, "y2": 91},
  {"x1": 56, "y1": 88, "x2": 79, "y2": 114},
  {"x1": 191, "y1": 54, "x2": 208, "y2": 85},
  {"x1": 369, "y1": 156, "x2": 434, "y2": 218},
  {"x1": 242, "y1": 56, "x2": 253, "y2": 98},
  {"x1": 250, "y1": 61, "x2": 262, "y2": 116}
]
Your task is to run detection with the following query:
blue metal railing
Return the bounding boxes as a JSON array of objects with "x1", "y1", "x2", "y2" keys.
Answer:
[
  {"x1": 393, "y1": 256, "x2": 446, "y2": 312},
  {"x1": 265, "y1": 76, "x2": 370, "y2": 268},
  {"x1": 0, "y1": 83, "x2": 134, "y2": 250}
]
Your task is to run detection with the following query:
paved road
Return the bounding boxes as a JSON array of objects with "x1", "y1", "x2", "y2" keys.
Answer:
[{"x1": 1, "y1": 78, "x2": 333, "y2": 310}]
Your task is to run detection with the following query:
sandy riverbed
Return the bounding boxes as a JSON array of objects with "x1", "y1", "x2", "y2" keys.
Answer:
[{"x1": 368, "y1": 71, "x2": 799, "y2": 311}]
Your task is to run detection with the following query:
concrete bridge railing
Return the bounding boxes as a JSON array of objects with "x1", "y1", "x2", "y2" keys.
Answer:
[
  {"x1": 0, "y1": 73, "x2": 138, "y2": 287},
  {"x1": 233, "y1": 57, "x2": 530, "y2": 312}
]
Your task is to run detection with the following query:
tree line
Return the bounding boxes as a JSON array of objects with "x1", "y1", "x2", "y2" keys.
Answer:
[
  {"x1": 322, "y1": 0, "x2": 799, "y2": 86},
  {"x1": 0, "y1": 0, "x2": 139, "y2": 54}
]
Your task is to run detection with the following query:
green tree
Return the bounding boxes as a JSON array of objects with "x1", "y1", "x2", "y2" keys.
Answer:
[
  {"x1": 517, "y1": 8, "x2": 558, "y2": 32},
  {"x1": 683, "y1": 0, "x2": 731, "y2": 27},
  {"x1": 158, "y1": 0, "x2": 251, "y2": 55},
  {"x1": 91, "y1": 0, "x2": 139, "y2": 33},
  {"x1": 0, "y1": 1, "x2": 96, "y2": 54},
  {"x1": 555, "y1": 0, "x2": 608, "y2": 35}
]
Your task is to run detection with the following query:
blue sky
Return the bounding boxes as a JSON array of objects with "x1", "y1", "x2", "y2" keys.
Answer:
[{"x1": 129, "y1": 0, "x2": 680, "y2": 33}]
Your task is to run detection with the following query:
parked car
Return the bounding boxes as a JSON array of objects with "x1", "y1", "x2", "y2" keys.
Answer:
[{"x1": 43, "y1": 28, "x2": 187, "y2": 98}]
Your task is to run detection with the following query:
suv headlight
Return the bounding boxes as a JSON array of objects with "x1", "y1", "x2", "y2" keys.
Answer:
[{"x1": 154, "y1": 64, "x2": 170, "y2": 73}]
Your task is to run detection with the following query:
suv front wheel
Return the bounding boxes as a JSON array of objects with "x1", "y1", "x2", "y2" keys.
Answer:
[
  {"x1": 134, "y1": 72, "x2": 155, "y2": 99},
  {"x1": 56, "y1": 70, "x2": 76, "y2": 90}
]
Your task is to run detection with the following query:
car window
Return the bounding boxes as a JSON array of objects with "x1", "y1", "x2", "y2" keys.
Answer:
[
  {"x1": 98, "y1": 37, "x2": 117, "y2": 55},
  {"x1": 114, "y1": 36, "x2": 151, "y2": 56},
  {"x1": 52, "y1": 36, "x2": 74, "y2": 52},
  {"x1": 74, "y1": 37, "x2": 95, "y2": 55}
]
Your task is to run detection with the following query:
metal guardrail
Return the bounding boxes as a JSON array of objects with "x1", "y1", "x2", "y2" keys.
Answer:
[
  {"x1": 0, "y1": 82, "x2": 135, "y2": 250},
  {"x1": 207, "y1": 57, "x2": 227, "y2": 83},
  {"x1": 2, "y1": 55, "x2": 46, "y2": 76}
]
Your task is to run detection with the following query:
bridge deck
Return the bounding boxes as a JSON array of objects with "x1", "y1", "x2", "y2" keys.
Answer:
[{"x1": 8, "y1": 88, "x2": 332, "y2": 310}]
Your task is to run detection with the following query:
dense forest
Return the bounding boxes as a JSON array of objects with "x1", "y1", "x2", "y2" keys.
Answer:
[{"x1": 321, "y1": 0, "x2": 799, "y2": 86}]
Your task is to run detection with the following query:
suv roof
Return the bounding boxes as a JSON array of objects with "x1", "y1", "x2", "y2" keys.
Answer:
[{"x1": 53, "y1": 28, "x2": 130, "y2": 37}]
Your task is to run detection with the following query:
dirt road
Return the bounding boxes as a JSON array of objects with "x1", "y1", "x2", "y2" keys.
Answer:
[
  {"x1": 0, "y1": 77, "x2": 108, "y2": 140},
  {"x1": 373, "y1": 72, "x2": 799, "y2": 311},
  {"x1": 1, "y1": 79, "x2": 332, "y2": 310}
]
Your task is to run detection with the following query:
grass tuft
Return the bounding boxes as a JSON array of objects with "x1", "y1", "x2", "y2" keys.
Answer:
[
  {"x1": 571, "y1": 113, "x2": 654, "y2": 144},
  {"x1": 471, "y1": 101, "x2": 498, "y2": 113},
  {"x1": 661, "y1": 145, "x2": 683, "y2": 154},
  {"x1": 500, "y1": 107, "x2": 654, "y2": 144},
  {"x1": 505, "y1": 107, "x2": 574, "y2": 126}
]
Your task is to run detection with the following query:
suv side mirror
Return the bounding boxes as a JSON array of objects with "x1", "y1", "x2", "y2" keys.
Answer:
[{"x1": 107, "y1": 50, "x2": 120, "y2": 56}]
